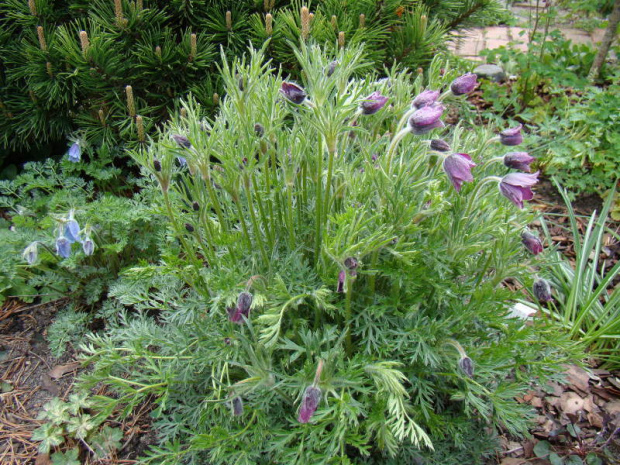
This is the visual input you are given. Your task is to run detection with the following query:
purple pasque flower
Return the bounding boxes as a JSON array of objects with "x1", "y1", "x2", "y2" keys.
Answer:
[
  {"x1": 443, "y1": 153, "x2": 476, "y2": 192},
  {"x1": 337, "y1": 270, "x2": 345, "y2": 293},
  {"x1": 82, "y1": 237, "x2": 95, "y2": 256},
  {"x1": 360, "y1": 91, "x2": 388, "y2": 115},
  {"x1": 412, "y1": 89, "x2": 440, "y2": 109},
  {"x1": 55, "y1": 236, "x2": 71, "y2": 258},
  {"x1": 450, "y1": 72, "x2": 478, "y2": 96},
  {"x1": 22, "y1": 242, "x2": 39, "y2": 265},
  {"x1": 231, "y1": 396, "x2": 243, "y2": 416},
  {"x1": 430, "y1": 139, "x2": 451, "y2": 152},
  {"x1": 521, "y1": 231, "x2": 543, "y2": 255},
  {"x1": 298, "y1": 385, "x2": 321, "y2": 423},
  {"x1": 408, "y1": 103, "x2": 445, "y2": 135},
  {"x1": 499, "y1": 124, "x2": 523, "y2": 146},
  {"x1": 227, "y1": 291, "x2": 253, "y2": 324},
  {"x1": 67, "y1": 142, "x2": 81, "y2": 163},
  {"x1": 499, "y1": 171, "x2": 539, "y2": 209},
  {"x1": 533, "y1": 278, "x2": 553, "y2": 302},
  {"x1": 504, "y1": 152, "x2": 535, "y2": 172},
  {"x1": 280, "y1": 82, "x2": 306, "y2": 104},
  {"x1": 172, "y1": 134, "x2": 191, "y2": 149},
  {"x1": 458, "y1": 356, "x2": 474, "y2": 378}
]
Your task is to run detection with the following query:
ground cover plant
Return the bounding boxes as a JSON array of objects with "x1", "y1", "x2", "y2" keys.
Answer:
[
  {"x1": 64, "y1": 44, "x2": 580, "y2": 464},
  {"x1": 0, "y1": 0, "x2": 508, "y2": 169}
]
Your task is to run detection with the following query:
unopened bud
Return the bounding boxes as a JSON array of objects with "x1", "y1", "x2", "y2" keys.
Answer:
[
  {"x1": 430, "y1": 139, "x2": 451, "y2": 152},
  {"x1": 22, "y1": 242, "x2": 39, "y2": 265},
  {"x1": 458, "y1": 356, "x2": 474, "y2": 377},
  {"x1": 254, "y1": 123, "x2": 264, "y2": 137},
  {"x1": 153, "y1": 159, "x2": 162, "y2": 172},
  {"x1": 37, "y1": 26, "x2": 47, "y2": 51},
  {"x1": 185, "y1": 223, "x2": 195, "y2": 232},
  {"x1": 298, "y1": 385, "x2": 321, "y2": 423},
  {"x1": 231, "y1": 396, "x2": 243, "y2": 416},
  {"x1": 79, "y1": 30, "x2": 89, "y2": 56},
  {"x1": 265, "y1": 13, "x2": 273, "y2": 36},
  {"x1": 125, "y1": 85, "x2": 136, "y2": 117},
  {"x1": 326, "y1": 60, "x2": 338, "y2": 77},
  {"x1": 521, "y1": 231, "x2": 543, "y2": 255},
  {"x1": 192, "y1": 201, "x2": 200, "y2": 211},
  {"x1": 533, "y1": 279, "x2": 553, "y2": 302}
]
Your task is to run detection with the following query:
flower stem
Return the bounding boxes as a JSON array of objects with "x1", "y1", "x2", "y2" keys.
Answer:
[{"x1": 345, "y1": 275, "x2": 354, "y2": 357}]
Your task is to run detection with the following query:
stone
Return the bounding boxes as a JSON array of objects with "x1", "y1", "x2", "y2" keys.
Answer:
[{"x1": 474, "y1": 64, "x2": 507, "y2": 83}]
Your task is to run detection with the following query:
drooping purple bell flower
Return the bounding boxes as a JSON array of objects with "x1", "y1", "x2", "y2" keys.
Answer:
[
  {"x1": 521, "y1": 231, "x2": 543, "y2": 255},
  {"x1": 172, "y1": 134, "x2": 192, "y2": 149},
  {"x1": 412, "y1": 90, "x2": 440, "y2": 109},
  {"x1": 64, "y1": 219, "x2": 81, "y2": 244},
  {"x1": 228, "y1": 291, "x2": 253, "y2": 324},
  {"x1": 443, "y1": 153, "x2": 476, "y2": 192},
  {"x1": 430, "y1": 139, "x2": 451, "y2": 152},
  {"x1": 499, "y1": 172, "x2": 539, "y2": 209},
  {"x1": 55, "y1": 236, "x2": 71, "y2": 258},
  {"x1": 67, "y1": 142, "x2": 81, "y2": 163},
  {"x1": 408, "y1": 103, "x2": 445, "y2": 135},
  {"x1": 82, "y1": 237, "x2": 95, "y2": 256},
  {"x1": 344, "y1": 257, "x2": 359, "y2": 277},
  {"x1": 458, "y1": 356, "x2": 474, "y2": 378},
  {"x1": 504, "y1": 152, "x2": 535, "y2": 172},
  {"x1": 280, "y1": 82, "x2": 306, "y2": 104},
  {"x1": 533, "y1": 279, "x2": 553, "y2": 302},
  {"x1": 326, "y1": 60, "x2": 338, "y2": 77},
  {"x1": 499, "y1": 124, "x2": 524, "y2": 146},
  {"x1": 360, "y1": 91, "x2": 388, "y2": 115},
  {"x1": 450, "y1": 73, "x2": 478, "y2": 96},
  {"x1": 298, "y1": 385, "x2": 321, "y2": 423}
]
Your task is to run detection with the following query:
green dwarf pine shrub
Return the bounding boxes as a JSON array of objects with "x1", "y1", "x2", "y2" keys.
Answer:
[
  {"x1": 78, "y1": 44, "x2": 577, "y2": 464},
  {"x1": 0, "y1": 0, "x2": 505, "y2": 164}
]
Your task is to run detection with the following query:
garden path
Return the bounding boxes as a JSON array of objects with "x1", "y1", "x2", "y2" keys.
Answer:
[{"x1": 450, "y1": 1, "x2": 607, "y2": 60}]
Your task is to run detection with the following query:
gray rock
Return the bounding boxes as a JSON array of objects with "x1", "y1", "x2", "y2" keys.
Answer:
[{"x1": 473, "y1": 64, "x2": 507, "y2": 83}]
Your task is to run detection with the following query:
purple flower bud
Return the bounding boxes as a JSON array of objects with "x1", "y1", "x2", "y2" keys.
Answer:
[
  {"x1": 192, "y1": 201, "x2": 200, "y2": 211},
  {"x1": 185, "y1": 223, "x2": 194, "y2": 232},
  {"x1": 344, "y1": 257, "x2": 358, "y2": 271},
  {"x1": 360, "y1": 91, "x2": 388, "y2": 115},
  {"x1": 153, "y1": 159, "x2": 162, "y2": 172},
  {"x1": 443, "y1": 153, "x2": 476, "y2": 192},
  {"x1": 499, "y1": 172, "x2": 539, "y2": 209},
  {"x1": 458, "y1": 356, "x2": 474, "y2": 377},
  {"x1": 326, "y1": 60, "x2": 338, "y2": 77},
  {"x1": 280, "y1": 82, "x2": 306, "y2": 104},
  {"x1": 298, "y1": 385, "x2": 321, "y2": 423},
  {"x1": 499, "y1": 124, "x2": 523, "y2": 146},
  {"x1": 430, "y1": 139, "x2": 451, "y2": 152},
  {"x1": 67, "y1": 142, "x2": 81, "y2": 163},
  {"x1": 172, "y1": 134, "x2": 191, "y2": 149},
  {"x1": 521, "y1": 231, "x2": 543, "y2": 255},
  {"x1": 408, "y1": 104, "x2": 445, "y2": 135},
  {"x1": 231, "y1": 396, "x2": 243, "y2": 416},
  {"x1": 237, "y1": 291, "x2": 253, "y2": 317},
  {"x1": 450, "y1": 73, "x2": 478, "y2": 96},
  {"x1": 337, "y1": 270, "x2": 345, "y2": 293},
  {"x1": 533, "y1": 279, "x2": 553, "y2": 302},
  {"x1": 56, "y1": 237, "x2": 71, "y2": 258},
  {"x1": 82, "y1": 237, "x2": 95, "y2": 256},
  {"x1": 504, "y1": 152, "x2": 535, "y2": 172},
  {"x1": 412, "y1": 90, "x2": 440, "y2": 109},
  {"x1": 177, "y1": 156, "x2": 187, "y2": 166},
  {"x1": 254, "y1": 123, "x2": 264, "y2": 137},
  {"x1": 64, "y1": 219, "x2": 81, "y2": 244},
  {"x1": 22, "y1": 242, "x2": 38, "y2": 265}
]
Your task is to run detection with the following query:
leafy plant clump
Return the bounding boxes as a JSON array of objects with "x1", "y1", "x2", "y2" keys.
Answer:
[{"x1": 80, "y1": 44, "x2": 575, "y2": 463}]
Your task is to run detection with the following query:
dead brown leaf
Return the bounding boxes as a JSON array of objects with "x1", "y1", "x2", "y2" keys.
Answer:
[
  {"x1": 35, "y1": 453, "x2": 52, "y2": 465},
  {"x1": 604, "y1": 400, "x2": 620, "y2": 416},
  {"x1": 564, "y1": 365, "x2": 591, "y2": 393},
  {"x1": 48, "y1": 361, "x2": 80, "y2": 379},
  {"x1": 500, "y1": 459, "x2": 527, "y2": 465},
  {"x1": 559, "y1": 391, "x2": 584, "y2": 415}
]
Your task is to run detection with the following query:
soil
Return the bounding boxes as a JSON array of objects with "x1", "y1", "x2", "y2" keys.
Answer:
[{"x1": 0, "y1": 299, "x2": 156, "y2": 465}]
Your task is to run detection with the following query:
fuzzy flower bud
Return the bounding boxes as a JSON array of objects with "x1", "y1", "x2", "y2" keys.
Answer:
[
  {"x1": 450, "y1": 72, "x2": 478, "y2": 95},
  {"x1": 298, "y1": 385, "x2": 321, "y2": 423},
  {"x1": 326, "y1": 60, "x2": 338, "y2": 77},
  {"x1": 185, "y1": 223, "x2": 194, "y2": 233},
  {"x1": 521, "y1": 231, "x2": 543, "y2": 255},
  {"x1": 503, "y1": 152, "x2": 535, "y2": 172},
  {"x1": 430, "y1": 139, "x2": 451, "y2": 152},
  {"x1": 22, "y1": 242, "x2": 39, "y2": 265},
  {"x1": 360, "y1": 91, "x2": 388, "y2": 115},
  {"x1": 337, "y1": 270, "x2": 345, "y2": 293},
  {"x1": 192, "y1": 201, "x2": 200, "y2": 211},
  {"x1": 82, "y1": 237, "x2": 95, "y2": 256},
  {"x1": 228, "y1": 291, "x2": 253, "y2": 324},
  {"x1": 254, "y1": 123, "x2": 265, "y2": 137},
  {"x1": 280, "y1": 82, "x2": 306, "y2": 104},
  {"x1": 231, "y1": 396, "x2": 243, "y2": 416},
  {"x1": 458, "y1": 356, "x2": 474, "y2": 377},
  {"x1": 56, "y1": 237, "x2": 71, "y2": 258},
  {"x1": 412, "y1": 89, "x2": 439, "y2": 109},
  {"x1": 443, "y1": 153, "x2": 476, "y2": 192},
  {"x1": 408, "y1": 103, "x2": 445, "y2": 135},
  {"x1": 533, "y1": 278, "x2": 553, "y2": 302},
  {"x1": 499, "y1": 124, "x2": 523, "y2": 146},
  {"x1": 499, "y1": 172, "x2": 539, "y2": 209},
  {"x1": 153, "y1": 159, "x2": 162, "y2": 172},
  {"x1": 67, "y1": 142, "x2": 81, "y2": 163},
  {"x1": 172, "y1": 134, "x2": 191, "y2": 149}
]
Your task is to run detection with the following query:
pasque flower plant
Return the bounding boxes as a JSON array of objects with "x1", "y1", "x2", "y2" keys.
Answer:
[{"x1": 84, "y1": 44, "x2": 574, "y2": 464}]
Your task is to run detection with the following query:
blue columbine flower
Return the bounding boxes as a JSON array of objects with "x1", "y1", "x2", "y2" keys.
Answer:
[{"x1": 67, "y1": 142, "x2": 81, "y2": 163}]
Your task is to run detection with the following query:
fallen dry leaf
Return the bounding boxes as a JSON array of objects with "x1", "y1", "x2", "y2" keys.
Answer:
[
  {"x1": 500, "y1": 458, "x2": 526, "y2": 465},
  {"x1": 587, "y1": 412, "x2": 604, "y2": 428},
  {"x1": 49, "y1": 361, "x2": 80, "y2": 379},
  {"x1": 604, "y1": 400, "x2": 620, "y2": 416},
  {"x1": 35, "y1": 453, "x2": 52, "y2": 465},
  {"x1": 564, "y1": 365, "x2": 590, "y2": 393},
  {"x1": 559, "y1": 391, "x2": 584, "y2": 415}
]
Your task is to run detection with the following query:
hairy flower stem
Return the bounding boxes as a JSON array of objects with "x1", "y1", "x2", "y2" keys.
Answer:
[
  {"x1": 323, "y1": 140, "x2": 337, "y2": 224},
  {"x1": 463, "y1": 176, "x2": 501, "y2": 223},
  {"x1": 252, "y1": 173, "x2": 274, "y2": 249},
  {"x1": 244, "y1": 175, "x2": 269, "y2": 264},
  {"x1": 345, "y1": 275, "x2": 354, "y2": 357},
  {"x1": 286, "y1": 182, "x2": 296, "y2": 249},
  {"x1": 367, "y1": 250, "x2": 379, "y2": 300},
  {"x1": 314, "y1": 135, "x2": 324, "y2": 266},
  {"x1": 234, "y1": 199, "x2": 253, "y2": 250},
  {"x1": 385, "y1": 127, "x2": 410, "y2": 174}
]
